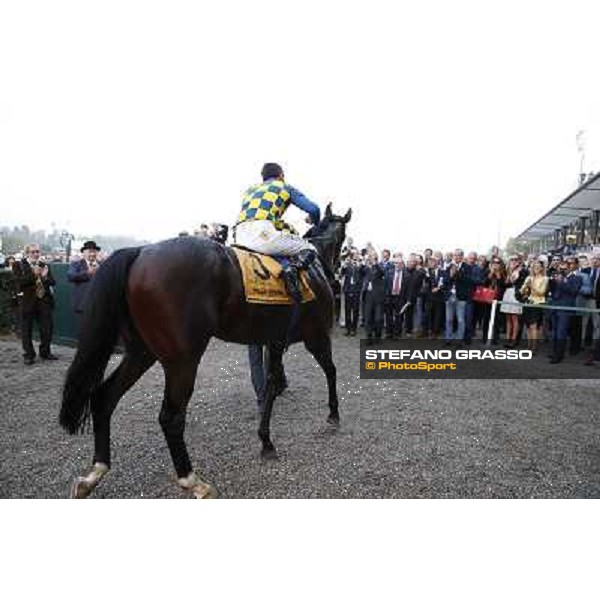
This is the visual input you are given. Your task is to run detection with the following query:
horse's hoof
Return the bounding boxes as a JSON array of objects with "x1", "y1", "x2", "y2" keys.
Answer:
[
  {"x1": 192, "y1": 482, "x2": 218, "y2": 499},
  {"x1": 326, "y1": 416, "x2": 340, "y2": 429},
  {"x1": 261, "y1": 448, "x2": 279, "y2": 461},
  {"x1": 71, "y1": 477, "x2": 92, "y2": 499}
]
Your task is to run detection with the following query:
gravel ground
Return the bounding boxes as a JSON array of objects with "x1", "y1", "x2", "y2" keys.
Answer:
[{"x1": 1, "y1": 332, "x2": 599, "y2": 498}]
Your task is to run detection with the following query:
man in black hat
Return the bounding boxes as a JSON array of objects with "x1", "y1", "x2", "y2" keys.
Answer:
[{"x1": 67, "y1": 241, "x2": 102, "y2": 338}]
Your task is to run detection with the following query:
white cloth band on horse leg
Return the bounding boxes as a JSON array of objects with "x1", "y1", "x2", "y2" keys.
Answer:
[
  {"x1": 83, "y1": 462, "x2": 109, "y2": 486},
  {"x1": 178, "y1": 472, "x2": 199, "y2": 489}
]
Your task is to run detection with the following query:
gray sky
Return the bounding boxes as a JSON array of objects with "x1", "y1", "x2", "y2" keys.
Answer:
[{"x1": 1, "y1": 1, "x2": 599, "y2": 254}]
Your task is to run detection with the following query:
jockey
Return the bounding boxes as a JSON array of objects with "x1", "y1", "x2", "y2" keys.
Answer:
[{"x1": 235, "y1": 163, "x2": 321, "y2": 302}]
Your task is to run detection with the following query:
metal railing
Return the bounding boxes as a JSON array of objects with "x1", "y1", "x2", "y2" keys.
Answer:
[{"x1": 486, "y1": 299, "x2": 600, "y2": 346}]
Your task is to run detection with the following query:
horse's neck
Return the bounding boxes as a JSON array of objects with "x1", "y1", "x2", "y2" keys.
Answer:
[
  {"x1": 311, "y1": 240, "x2": 338, "y2": 287},
  {"x1": 313, "y1": 242, "x2": 335, "y2": 272},
  {"x1": 316, "y1": 255, "x2": 335, "y2": 284}
]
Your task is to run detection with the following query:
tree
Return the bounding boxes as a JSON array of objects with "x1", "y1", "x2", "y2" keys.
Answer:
[{"x1": 503, "y1": 237, "x2": 532, "y2": 257}]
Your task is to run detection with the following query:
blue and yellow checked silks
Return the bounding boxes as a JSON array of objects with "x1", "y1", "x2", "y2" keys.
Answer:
[{"x1": 237, "y1": 179, "x2": 297, "y2": 233}]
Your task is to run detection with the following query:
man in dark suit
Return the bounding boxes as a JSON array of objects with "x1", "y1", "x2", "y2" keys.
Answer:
[
  {"x1": 380, "y1": 249, "x2": 393, "y2": 333},
  {"x1": 67, "y1": 240, "x2": 102, "y2": 337},
  {"x1": 363, "y1": 253, "x2": 386, "y2": 344},
  {"x1": 584, "y1": 254, "x2": 600, "y2": 365},
  {"x1": 404, "y1": 254, "x2": 424, "y2": 336},
  {"x1": 384, "y1": 253, "x2": 410, "y2": 339},
  {"x1": 549, "y1": 257, "x2": 582, "y2": 364},
  {"x1": 248, "y1": 342, "x2": 288, "y2": 414},
  {"x1": 13, "y1": 244, "x2": 57, "y2": 364},
  {"x1": 442, "y1": 249, "x2": 473, "y2": 346},
  {"x1": 341, "y1": 252, "x2": 365, "y2": 336},
  {"x1": 464, "y1": 251, "x2": 485, "y2": 344},
  {"x1": 424, "y1": 256, "x2": 446, "y2": 338}
]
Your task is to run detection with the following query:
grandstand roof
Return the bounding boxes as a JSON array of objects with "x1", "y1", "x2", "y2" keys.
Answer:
[{"x1": 516, "y1": 172, "x2": 600, "y2": 241}]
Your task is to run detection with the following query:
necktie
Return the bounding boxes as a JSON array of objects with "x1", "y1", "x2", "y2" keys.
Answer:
[{"x1": 34, "y1": 265, "x2": 45, "y2": 299}]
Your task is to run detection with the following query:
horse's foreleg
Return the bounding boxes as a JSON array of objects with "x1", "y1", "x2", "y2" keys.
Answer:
[
  {"x1": 304, "y1": 336, "x2": 339, "y2": 426},
  {"x1": 160, "y1": 357, "x2": 217, "y2": 499},
  {"x1": 71, "y1": 350, "x2": 156, "y2": 499}
]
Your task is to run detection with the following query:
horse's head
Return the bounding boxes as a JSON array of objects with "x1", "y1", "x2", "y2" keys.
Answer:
[{"x1": 308, "y1": 203, "x2": 352, "y2": 273}]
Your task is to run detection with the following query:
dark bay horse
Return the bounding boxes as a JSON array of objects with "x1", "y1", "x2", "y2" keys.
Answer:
[{"x1": 60, "y1": 204, "x2": 351, "y2": 498}]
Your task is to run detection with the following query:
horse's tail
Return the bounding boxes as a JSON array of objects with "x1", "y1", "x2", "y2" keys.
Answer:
[{"x1": 60, "y1": 247, "x2": 142, "y2": 434}]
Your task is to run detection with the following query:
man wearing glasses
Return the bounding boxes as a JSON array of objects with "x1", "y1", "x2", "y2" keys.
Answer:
[
  {"x1": 13, "y1": 244, "x2": 58, "y2": 365},
  {"x1": 548, "y1": 257, "x2": 582, "y2": 364}
]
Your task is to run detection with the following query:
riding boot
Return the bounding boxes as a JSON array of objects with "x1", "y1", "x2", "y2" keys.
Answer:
[
  {"x1": 282, "y1": 265, "x2": 302, "y2": 304},
  {"x1": 290, "y1": 249, "x2": 316, "y2": 270}
]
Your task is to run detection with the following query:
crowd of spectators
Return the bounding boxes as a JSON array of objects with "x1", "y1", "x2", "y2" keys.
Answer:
[
  {"x1": 4, "y1": 228, "x2": 600, "y2": 367},
  {"x1": 336, "y1": 239, "x2": 600, "y2": 365},
  {"x1": 1, "y1": 225, "x2": 229, "y2": 364}
]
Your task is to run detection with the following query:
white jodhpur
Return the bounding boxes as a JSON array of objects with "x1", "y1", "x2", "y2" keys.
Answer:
[{"x1": 235, "y1": 220, "x2": 315, "y2": 256}]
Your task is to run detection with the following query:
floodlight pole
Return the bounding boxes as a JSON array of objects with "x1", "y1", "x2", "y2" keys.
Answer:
[{"x1": 576, "y1": 130, "x2": 586, "y2": 184}]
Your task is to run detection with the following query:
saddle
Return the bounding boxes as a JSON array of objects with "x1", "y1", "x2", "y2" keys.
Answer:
[{"x1": 231, "y1": 247, "x2": 316, "y2": 305}]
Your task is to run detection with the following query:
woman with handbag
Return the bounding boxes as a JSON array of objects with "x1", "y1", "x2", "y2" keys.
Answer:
[
  {"x1": 481, "y1": 258, "x2": 507, "y2": 344},
  {"x1": 520, "y1": 260, "x2": 549, "y2": 353},
  {"x1": 473, "y1": 255, "x2": 490, "y2": 333},
  {"x1": 501, "y1": 256, "x2": 528, "y2": 348}
]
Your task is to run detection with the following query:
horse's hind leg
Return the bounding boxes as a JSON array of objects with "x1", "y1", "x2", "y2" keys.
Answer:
[
  {"x1": 258, "y1": 343, "x2": 285, "y2": 460},
  {"x1": 160, "y1": 356, "x2": 217, "y2": 499},
  {"x1": 304, "y1": 335, "x2": 340, "y2": 427},
  {"x1": 71, "y1": 348, "x2": 156, "y2": 499}
]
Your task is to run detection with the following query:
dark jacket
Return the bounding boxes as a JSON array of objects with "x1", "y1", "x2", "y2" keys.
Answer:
[
  {"x1": 469, "y1": 264, "x2": 486, "y2": 286},
  {"x1": 384, "y1": 267, "x2": 408, "y2": 299},
  {"x1": 363, "y1": 263, "x2": 386, "y2": 303},
  {"x1": 506, "y1": 267, "x2": 529, "y2": 302},
  {"x1": 67, "y1": 259, "x2": 97, "y2": 311},
  {"x1": 406, "y1": 267, "x2": 425, "y2": 303},
  {"x1": 592, "y1": 267, "x2": 600, "y2": 308},
  {"x1": 341, "y1": 263, "x2": 365, "y2": 295},
  {"x1": 13, "y1": 259, "x2": 56, "y2": 312},
  {"x1": 442, "y1": 262, "x2": 473, "y2": 301},
  {"x1": 425, "y1": 266, "x2": 446, "y2": 302},
  {"x1": 549, "y1": 272, "x2": 582, "y2": 307},
  {"x1": 484, "y1": 273, "x2": 506, "y2": 301}
]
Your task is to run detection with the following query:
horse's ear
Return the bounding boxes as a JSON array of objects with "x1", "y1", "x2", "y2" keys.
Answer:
[
  {"x1": 343, "y1": 208, "x2": 352, "y2": 223},
  {"x1": 325, "y1": 203, "x2": 333, "y2": 219}
]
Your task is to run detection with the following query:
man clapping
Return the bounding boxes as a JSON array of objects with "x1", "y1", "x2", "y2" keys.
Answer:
[{"x1": 13, "y1": 244, "x2": 57, "y2": 364}]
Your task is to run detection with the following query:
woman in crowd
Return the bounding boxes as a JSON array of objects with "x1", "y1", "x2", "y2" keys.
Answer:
[
  {"x1": 473, "y1": 255, "x2": 490, "y2": 333},
  {"x1": 520, "y1": 260, "x2": 549, "y2": 353},
  {"x1": 501, "y1": 255, "x2": 528, "y2": 348},
  {"x1": 481, "y1": 257, "x2": 506, "y2": 344}
]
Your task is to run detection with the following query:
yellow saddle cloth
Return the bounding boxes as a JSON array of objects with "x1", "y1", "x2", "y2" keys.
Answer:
[{"x1": 232, "y1": 247, "x2": 315, "y2": 305}]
